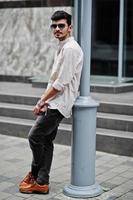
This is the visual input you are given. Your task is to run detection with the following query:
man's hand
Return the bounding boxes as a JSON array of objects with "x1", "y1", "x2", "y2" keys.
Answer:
[
  {"x1": 33, "y1": 104, "x2": 41, "y2": 115},
  {"x1": 33, "y1": 86, "x2": 59, "y2": 115},
  {"x1": 33, "y1": 100, "x2": 48, "y2": 115}
]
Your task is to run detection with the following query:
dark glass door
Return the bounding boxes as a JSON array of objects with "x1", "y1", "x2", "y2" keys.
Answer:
[
  {"x1": 123, "y1": 0, "x2": 133, "y2": 78},
  {"x1": 91, "y1": 0, "x2": 119, "y2": 76}
]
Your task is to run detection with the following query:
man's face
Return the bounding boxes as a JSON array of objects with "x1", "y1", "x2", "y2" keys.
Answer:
[{"x1": 50, "y1": 19, "x2": 72, "y2": 41}]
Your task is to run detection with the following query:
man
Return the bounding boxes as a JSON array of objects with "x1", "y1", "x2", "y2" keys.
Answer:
[{"x1": 19, "y1": 10, "x2": 83, "y2": 194}]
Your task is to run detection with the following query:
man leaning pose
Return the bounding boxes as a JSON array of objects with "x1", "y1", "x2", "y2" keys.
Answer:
[{"x1": 19, "y1": 10, "x2": 83, "y2": 194}]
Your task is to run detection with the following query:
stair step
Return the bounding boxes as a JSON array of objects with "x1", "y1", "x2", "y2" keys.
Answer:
[
  {"x1": 0, "y1": 102, "x2": 132, "y2": 131},
  {"x1": 97, "y1": 112, "x2": 133, "y2": 132},
  {"x1": 0, "y1": 103, "x2": 71, "y2": 122},
  {"x1": 98, "y1": 112, "x2": 133, "y2": 120},
  {"x1": 0, "y1": 116, "x2": 71, "y2": 145},
  {"x1": 0, "y1": 82, "x2": 132, "y2": 156},
  {"x1": 0, "y1": 116, "x2": 133, "y2": 156},
  {"x1": 96, "y1": 128, "x2": 133, "y2": 156},
  {"x1": 0, "y1": 93, "x2": 133, "y2": 115},
  {"x1": 0, "y1": 93, "x2": 39, "y2": 105},
  {"x1": 0, "y1": 102, "x2": 35, "y2": 120},
  {"x1": 98, "y1": 101, "x2": 133, "y2": 115},
  {"x1": 32, "y1": 79, "x2": 133, "y2": 93},
  {"x1": 0, "y1": 102, "x2": 33, "y2": 109}
]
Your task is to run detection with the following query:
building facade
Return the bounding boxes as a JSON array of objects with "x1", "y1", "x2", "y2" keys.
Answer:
[{"x1": 0, "y1": 0, "x2": 132, "y2": 83}]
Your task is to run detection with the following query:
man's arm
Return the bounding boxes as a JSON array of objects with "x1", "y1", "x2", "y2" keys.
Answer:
[
  {"x1": 41, "y1": 86, "x2": 59, "y2": 102},
  {"x1": 33, "y1": 86, "x2": 59, "y2": 115}
]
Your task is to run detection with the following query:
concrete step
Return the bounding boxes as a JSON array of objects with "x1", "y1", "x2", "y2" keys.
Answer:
[
  {"x1": 0, "y1": 116, "x2": 71, "y2": 145},
  {"x1": 0, "y1": 93, "x2": 133, "y2": 115},
  {"x1": 63, "y1": 113, "x2": 133, "y2": 132},
  {"x1": 98, "y1": 101, "x2": 133, "y2": 115},
  {"x1": 32, "y1": 79, "x2": 133, "y2": 93},
  {"x1": 91, "y1": 83, "x2": 133, "y2": 93},
  {"x1": 0, "y1": 93, "x2": 39, "y2": 105},
  {"x1": 0, "y1": 102, "x2": 36, "y2": 120},
  {"x1": 97, "y1": 112, "x2": 133, "y2": 132},
  {"x1": 0, "y1": 102, "x2": 132, "y2": 132},
  {"x1": 96, "y1": 128, "x2": 133, "y2": 156},
  {"x1": 0, "y1": 116, "x2": 132, "y2": 156}
]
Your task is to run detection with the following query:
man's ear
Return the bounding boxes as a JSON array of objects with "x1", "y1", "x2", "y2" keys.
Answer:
[{"x1": 69, "y1": 25, "x2": 72, "y2": 31}]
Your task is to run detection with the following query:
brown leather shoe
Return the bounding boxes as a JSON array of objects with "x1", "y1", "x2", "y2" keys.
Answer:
[
  {"x1": 19, "y1": 172, "x2": 35, "y2": 187},
  {"x1": 19, "y1": 182, "x2": 49, "y2": 194}
]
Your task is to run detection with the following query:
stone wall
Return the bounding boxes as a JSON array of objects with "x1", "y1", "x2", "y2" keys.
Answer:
[{"x1": 0, "y1": 7, "x2": 72, "y2": 77}]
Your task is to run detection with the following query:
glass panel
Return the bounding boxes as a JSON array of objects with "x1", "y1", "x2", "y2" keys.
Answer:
[
  {"x1": 91, "y1": 0, "x2": 119, "y2": 81},
  {"x1": 123, "y1": 0, "x2": 133, "y2": 80}
]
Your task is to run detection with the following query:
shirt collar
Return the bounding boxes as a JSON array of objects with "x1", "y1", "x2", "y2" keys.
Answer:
[{"x1": 58, "y1": 36, "x2": 74, "y2": 48}]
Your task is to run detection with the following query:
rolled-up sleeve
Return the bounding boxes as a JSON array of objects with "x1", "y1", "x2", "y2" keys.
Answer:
[
  {"x1": 52, "y1": 79, "x2": 64, "y2": 91},
  {"x1": 52, "y1": 48, "x2": 78, "y2": 91}
]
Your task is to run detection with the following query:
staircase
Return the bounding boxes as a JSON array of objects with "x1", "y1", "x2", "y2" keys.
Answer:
[{"x1": 0, "y1": 82, "x2": 133, "y2": 156}]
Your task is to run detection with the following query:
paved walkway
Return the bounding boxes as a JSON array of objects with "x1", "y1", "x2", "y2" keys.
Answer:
[{"x1": 0, "y1": 134, "x2": 133, "y2": 200}]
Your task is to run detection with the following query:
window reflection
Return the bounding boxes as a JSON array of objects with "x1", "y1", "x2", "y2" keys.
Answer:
[
  {"x1": 123, "y1": 0, "x2": 133, "y2": 78},
  {"x1": 91, "y1": 0, "x2": 119, "y2": 76}
]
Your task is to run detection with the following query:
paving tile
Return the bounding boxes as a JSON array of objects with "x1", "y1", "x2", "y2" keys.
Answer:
[
  {"x1": 101, "y1": 182, "x2": 118, "y2": 190},
  {"x1": 0, "y1": 144, "x2": 9, "y2": 150},
  {"x1": 0, "y1": 181, "x2": 15, "y2": 192},
  {"x1": 54, "y1": 193, "x2": 97, "y2": 200},
  {"x1": 0, "y1": 175, "x2": 9, "y2": 183},
  {"x1": 110, "y1": 180, "x2": 133, "y2": 198},
  {"x1": 15, "y1": 192, "x2": 33, "y2": 198},
  {"x1": 3, "y1": 184, "x2": 19, "y2": 194},
  {"x1": 96, "y1": 171, "x2": 118, "y2": 184},
  {"x1": 26, "y1": 197, "x2": 40, "y2": 200},
  {"x1": 51, "y1": 166, "x2": 70, "y2": 178},
  {"x1": 0, "y1": 134, "x2": 133, "y2": 200},
  {"x1": 34, "y1": 193, "x2": 59, "y2": 200},
  {"x1": 96, "y1": 154, "x2": 103, "y2": 159},
  {"x1": 121, "y1": 160, "x2": 133, "y2": 167},
  {"x1": 6, "y1": 195, "x2": 25, "y2": 200},
  {"x1": 95, "y1": 193, "x2": 118, "y2": 200},
  {"x1": 96, "y1": 166, "x2": 112, "y2": 176},
  {"x1": 14, "y1": 141, "x2": 29, "y2": 148},
  {"x1": 51, "y1": 175, "x2": 69, "y2": 184},
  {"x1": 117, "y1": 192, "x2": 133, "y2": 200},
  {"x1": 104, "y1": 176, "x2": 128, "y2": 186},
  {"x1": 96, "y1": 167, "x2": 106, "y2": 176},
  {"x1": 109, "y1": 165, "x2": 132, "y2": 174},
  {"x1": 96, "y1": 160, "x2": 109, "y2": 168},
  {"x1": 119, "y1": 170, "x2": 133, "y2": 179},
  {"x1": 26, "y1": 197, "x2": 46, "y2": 200},
  {"x1": 5, "y1": 158, "x2": 23, "y2": 163},
  {"x1": 7, "y1": 176, "x2": 25, "y2": 184},
  {"x1": 0, "y1": 192, "x2": 12, "y2": 200}
]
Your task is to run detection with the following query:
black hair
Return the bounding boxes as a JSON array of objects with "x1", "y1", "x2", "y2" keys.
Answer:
[{"x1": 51, "y1": 10, "x2": 71, "y2": 26}]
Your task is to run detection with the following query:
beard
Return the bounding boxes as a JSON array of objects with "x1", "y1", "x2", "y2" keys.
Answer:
[{"x1": 54, "y1": 31, "x2": 62, "y2": 37}]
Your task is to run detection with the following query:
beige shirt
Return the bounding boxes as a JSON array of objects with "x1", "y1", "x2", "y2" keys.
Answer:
[{"x1": 47, "y1": 36, "x2": 83, "y2": 118}]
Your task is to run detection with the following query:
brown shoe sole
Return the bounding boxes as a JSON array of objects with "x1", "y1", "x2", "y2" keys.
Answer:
[
  {"x1": 19, "y1": 188, "x2": 49, "y2": 194},
  {"x1": 19, "y1": 186, "x2": 49, "y2": 194}
]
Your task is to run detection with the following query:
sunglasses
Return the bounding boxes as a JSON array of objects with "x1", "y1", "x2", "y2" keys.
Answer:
[{"x1": 50, "y1": 23, "x2": 66, "y2": 30}]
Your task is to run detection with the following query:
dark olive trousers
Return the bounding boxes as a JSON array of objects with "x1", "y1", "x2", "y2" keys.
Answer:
[{"x1": 28, "y1": 108, "x2": 64, "y2": 185}]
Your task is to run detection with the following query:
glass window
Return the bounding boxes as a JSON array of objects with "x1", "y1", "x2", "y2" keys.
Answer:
[
  {"x1": 123, "y1": 0, "x2": 133, "y2": 78},
  {"x1": 91, "y1": 0, "x2": 119, "y2": 77}
]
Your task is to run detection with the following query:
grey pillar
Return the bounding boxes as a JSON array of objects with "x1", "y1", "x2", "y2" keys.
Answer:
[
  {"x1": 118, "y1": 0, "x2": 124, "y2": 83},
  {"x1": 63, "y1": 0, "x2": 103, "y2": 198},
  {"x1": 73, "y1": 0, "x2": 82, "y2": 43}
]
